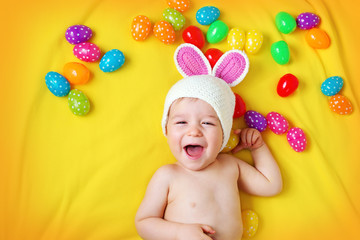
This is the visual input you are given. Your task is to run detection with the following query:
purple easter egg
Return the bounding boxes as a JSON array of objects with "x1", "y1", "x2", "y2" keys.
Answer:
[
  {"x1": 244, "y1": 110, "x2": 267, "y2": 132},
  {"x1": 65, "y1": 25, "x2": 93, "y2": 44},
  {"x1": 296, "y1": 12, "x2": 320, "y2": 30}
]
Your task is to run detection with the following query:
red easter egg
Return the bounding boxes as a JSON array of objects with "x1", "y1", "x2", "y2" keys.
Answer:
[
  {"x1": 277, "y1": 73, "x2": 299, "y2": 97},
  {"x1": 182, "y1": 25, "x2": 205, "y2": 49},
  {"x1": 329, "y1": 94, "x2": 353, "y2": 115},
  {"x1": 131, "y1": 15, "x2": 151, "y2": 41},
  {"x1": 73, "y1": 42, "x2": 101, "y2": 62},
  {"x1": 233, "y1": 93, "x2": 246, "y2": 118},
  {"x1": 153, "y1": 20, "x2": 175, "y2": 44},
  {"x1": 204, "y1": 48, "x2": 223, "y2": 68},
  {"x1": 166, "y1": 0, "x2": 190, "y2": 12}
]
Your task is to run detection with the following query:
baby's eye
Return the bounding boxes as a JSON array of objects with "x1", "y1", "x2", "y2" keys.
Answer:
[
  {"x1": 176, "y1": 121, "x2": 187, "y2": 124},
  {"x1": 202, "y1": 121, "x2": 215, "y2": 126}
]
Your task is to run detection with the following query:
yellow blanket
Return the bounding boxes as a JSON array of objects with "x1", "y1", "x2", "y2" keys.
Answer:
[{"x1": 1, "y1": 0, "x2": 360, "y2": 239}]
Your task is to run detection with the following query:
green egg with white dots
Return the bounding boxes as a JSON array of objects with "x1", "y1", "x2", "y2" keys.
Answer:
[
  {"x1": 68, "y1": 89, "x2": 90, "y2": 116},
  {"x1": 163, "y1": 8, "x2": 185, "y2": 31}
]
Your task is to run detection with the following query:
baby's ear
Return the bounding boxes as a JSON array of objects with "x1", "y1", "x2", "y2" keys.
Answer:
[
  {"x1": 174, "y1": 43, "x2": 212, "y2": 77},
  {"x1": 212, "y1": 50, "x2": 250, "y2": 87}
]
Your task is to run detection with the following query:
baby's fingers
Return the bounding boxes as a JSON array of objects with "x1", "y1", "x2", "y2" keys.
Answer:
[{"x1": 201, "y1": 225, "x2": 216, "y2": 235}]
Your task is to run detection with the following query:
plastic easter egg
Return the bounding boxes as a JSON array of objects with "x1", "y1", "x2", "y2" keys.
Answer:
[
  {"x1": 233, "y1": 93, "x2": 246, "y2": 118},
  {"x1": 68, "y1": 89, "x2": 90, "y2": 116},
  {"x1": 277, "y1": 73, "x2": 299, "y2": 97},
  {"x1": 131, "y1": 15, "x2": 151, "y2": 41},
  {"x1": 329, "y1": 94, "x2": 353, "y2": 115},
  {"x1": 63, "y1": 62, "x2": 90, "y2": 85},
  {"x1": 221, "y1": 131, "x2": 240, "y2": 153},
  {"x1": 297, "y1": 12, "x2": 321, "y2": 30},
  {"x1": 163, "y1": 8, "x2": 186, "y2": 31},
  {"x1": 266, "y1": 112, "x2": 289, "y2": 135},
  {"x1": 306, "y1": 28, "x2": 330, "y2": 49},
  {"x1": 245, "y1": 30, "x2": 263, "y2": 54},
  {"x1": 287, "y1": 127, "x2": 307, "y2": 152},
  {"x1": 204, "y1": 48, "x2": 223, "y2": 68},
  {"x1": 166, "y1": 0, "x2": 190, "y2": 12},
  {"x1": 196, "y1": 6, "x2": 220, "y2": 25},
  {"x1": 45, "y1": 71, "x2": 71, "y2": 97},
  {"x1": 206, "y1": 20, "x2": 229, "y2": 44},
  {"x1": 242, "y1": 210, "x2": 259, "y2": 238},
  {"x1": 244, "y1": 111, "x2": 267, "y2": 132},
  {"x1": 227, "y1": 28, "x2": 245, "y2": 50},
  {"x1": 99, "y1": 49, "x2": 125, "y2": 73},
  {"x1": 321, "y1": 76, "x2": 343, "y2": 96},
  {"x1": 275, "y1": 12, "x2": 296, "y2": 34},
  {"x1": 153, "y1": 20, "x2": 176, "y2": 44},
  {"x1": 271, "y1": 40, "x2": 290, "y2": 65},
  {"x1": 65, "y1": 25, "x2": 92, "y2": 44},
  {"x1": 182, "y1": 26, "x2": 205, "y2": 49},
  {"x1": 73, "y1": 42, "x2": 101, "y2": 62}
]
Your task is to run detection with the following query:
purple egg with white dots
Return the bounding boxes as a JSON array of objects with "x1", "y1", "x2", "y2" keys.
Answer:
[
  {"x1": 244, "y1": 110, "x2": 267, "y2": 132},
  {"x1": 287, "y1": 127, "x2": 307, "y2": 152},
  {"x1": 296, "y1": 12, "x2": 320, "y2": 30},
  {"x1": 73, "y1": 42, "x2": 101, "y2": 62},
  {"x1": 65, "y1": 25, "x2": 93, "y2": 44}
]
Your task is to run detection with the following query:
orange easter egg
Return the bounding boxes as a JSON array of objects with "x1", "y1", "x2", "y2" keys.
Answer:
[
  {"x1": 166, "y1": 0, "x2": 190, "y2": 12},
  {"x1": 63, "y1": 62, "x2": 90, "y2": 85},
  {"x1": 131, "y1": 15, "x2": 151, "y2": 41},
  {"x1": 153, "y1": 20, "x2": 175, "y2": 44},
  {"x1": 329, "y1": 94, "x2": 353, "y2": 115},
  {"x1": 306, "y1": 28, "x2": 330, "y2": 49}
]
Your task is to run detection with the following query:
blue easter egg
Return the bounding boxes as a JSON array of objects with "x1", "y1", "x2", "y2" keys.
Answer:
[
  {"x1": 196, "y1": 6, "x2": 220, "y2": 25},
  {"x1": 45, "y1": 71, "x2": 71, "y2": 97},
  {"x1": 321, "y1": 76, "x2": 343, "y2": 96},
  {"x1": 244, "y1": 110, "x2": 267, "y2": 132},
  {"x1": 99, "y1": 49, "x2": 125, "y2": 73}
]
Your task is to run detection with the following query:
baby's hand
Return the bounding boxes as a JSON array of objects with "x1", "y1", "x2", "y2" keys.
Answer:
[
  {"x1": 177, "y1": 224, "x2": 215, "y2": 240},
  {"x1": 231, "y1": 128, "x2": 264, "y2": 153}
]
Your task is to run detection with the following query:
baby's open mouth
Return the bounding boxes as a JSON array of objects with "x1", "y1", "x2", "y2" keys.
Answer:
[{"x1": 184, "y1": 145, "x2": 204, "y2": 159}]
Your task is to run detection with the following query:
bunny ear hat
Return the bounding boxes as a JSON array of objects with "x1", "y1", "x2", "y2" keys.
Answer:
[{"x1": 162, "y1": 43, "x2": 250, "y2": 151}]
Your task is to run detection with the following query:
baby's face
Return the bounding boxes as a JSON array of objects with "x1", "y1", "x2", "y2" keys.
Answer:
[{"x1": 166, "y1": 98, "x2": 223, "y2": 171}]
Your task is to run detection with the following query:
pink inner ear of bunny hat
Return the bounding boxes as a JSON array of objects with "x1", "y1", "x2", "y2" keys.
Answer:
[
  {"x1": 175, "y1": 45, "x2": 211, "y2": 76},
  {"x1": 214, "y1": 52, "x2": 248, "y2": 85}
]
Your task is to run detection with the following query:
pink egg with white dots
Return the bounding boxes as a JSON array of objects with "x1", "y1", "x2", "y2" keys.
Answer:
[
  {"x1": 73, "y1": 42, "x2": 101, "y2": 62},
  {"x1": 287, "y1": 127, "x2": 307, "y2": 152},
  {"x1": 266, "y1": 112, "x2": 289, "y2": 135}
]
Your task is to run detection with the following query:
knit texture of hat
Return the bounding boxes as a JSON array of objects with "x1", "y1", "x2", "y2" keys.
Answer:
[{"x1": 161, "y1": 75, "x2": 235, "y2": 151}]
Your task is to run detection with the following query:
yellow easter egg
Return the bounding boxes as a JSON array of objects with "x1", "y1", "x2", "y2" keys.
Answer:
[
  {"x1": 221, "y1": 131, "x2": 239, "y2": 153},
  {"x1": 241, "y1": 210, "x2": 259, "y2": 238},
  {"x1": 227, "y1": 28, "x2": 245, "y2": 50},
  {"x1": 245, "y1": 30, "x2": 263, "y2": 54}
]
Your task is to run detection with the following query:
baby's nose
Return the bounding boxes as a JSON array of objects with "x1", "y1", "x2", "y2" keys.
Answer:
[{"x1": 187, "y1": 125, "x2": 203, "y2": 137}]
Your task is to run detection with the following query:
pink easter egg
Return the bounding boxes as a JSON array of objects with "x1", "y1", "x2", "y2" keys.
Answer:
[
  {"x1": 266, "y1": 112, "x2": 289, "y2": 134},
  {"x1": 73, "y1": 42, "x2": 101, "y2": 62},
  {"x1": 286, "y1": 127, "x2": 307, "y2": 152}
]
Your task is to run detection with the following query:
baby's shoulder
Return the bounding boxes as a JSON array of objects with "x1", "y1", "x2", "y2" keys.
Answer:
[
  {"x1": 217, "y1": 153, "x2": 240, "y2": 165},
  {"x1": 152, "y1": 164, "x2": 180, "y2": 180}
]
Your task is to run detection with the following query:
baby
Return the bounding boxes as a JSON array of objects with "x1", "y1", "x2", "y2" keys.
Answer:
[{"x1": 135, "y1": 75, "x2": 283, "y2": 240}]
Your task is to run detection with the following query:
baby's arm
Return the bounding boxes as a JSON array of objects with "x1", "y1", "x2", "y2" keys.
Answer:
[
  {"x1": 135, "y1": 165, "x2": 215, "y2": 240},
  {"x1": 232, "y1": 128, "x2": 283, "y2": 196}
]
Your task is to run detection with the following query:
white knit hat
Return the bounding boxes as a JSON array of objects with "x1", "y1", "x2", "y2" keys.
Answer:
[{"x1": 162, "y1": 43, "x2": 250, "y2": 152}]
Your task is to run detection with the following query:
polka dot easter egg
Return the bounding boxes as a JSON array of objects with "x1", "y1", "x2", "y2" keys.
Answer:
[
  {"x1": 166, "y1": 0, "x2": 190, "y2": 12},
  {"x1": 131, "y1": 15, "x2": 151, "y2": 41},
  {"x1": 221, "y1": 131, "x2": 240, "y2": 153},
  {"x1": 153, "y1": 20, "x2": 175, "y2": 44},
  {"x1": 321, "y1": 76, "x2": 343, "y2": 96},
  {"x1": 287, "y1": 127, "x2": 307, "y2": 152},
  {"x1": 241, "y1": 210, "x2": 259, "y2": 238},
  {"x1": 196, "y1": 6, "x2": 220, "y2": 25},
  {"x1": 266, "y1": 112, "x2": 289, "y2": 135},
  {"x1": 245, "y1": 30, "x2": 263, "y2": 54},
  {"x1": 68, "y1": 89, "x2": 90, "y2": 116},
  {"x1": 329, "y1": 94, "x2": 353, "y2": 115},
  {"x1": 227, "y1": 28, "x2": 245, "y2": 50},
  {"x1": 163, "y1": 8, "x2": 186, "y2": 31},
  {"x1": 45, "y1": 71, "x2": 71, "y2": 97},
  {"x1": 99, "y1": 49, "x2": 125, "y2": 73},
  {"x1": 63, "y1": 62, "x2": 90, "y2": 85},
  {"x1": 244, "y1": 110, "x2": 267, "y2": 132},
  {"x1": 73, "y1": 42, "x2": 101, "y2": 62},
  {"x1": 296, "y1": 12, "x2": 321, "y2": 30},
  {"x1": 65, "y1": 25, "x2": 93, "y2": 44}
]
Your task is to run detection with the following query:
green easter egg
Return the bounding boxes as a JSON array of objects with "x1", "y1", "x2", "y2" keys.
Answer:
[
  {"x1": 206, "y1": 20, "x2": 229, "y2": 44},
  {"x1": 275, "y1": 12, "x2": 296, "y2": 34},
  {"x1": 271, "y1": 40, "x2": 290, "y2": 65},
  {"x1": 68, "y1": 89, "x2": 90, "y2": 116},
  {"x1": 163, "y1": 8, "x2": 186, "y2": 31}
]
